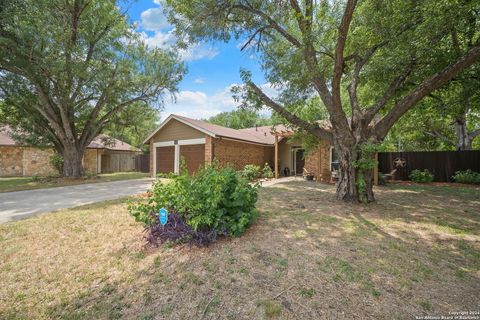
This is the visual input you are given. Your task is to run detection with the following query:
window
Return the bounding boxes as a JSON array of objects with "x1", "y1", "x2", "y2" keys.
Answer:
[{"x1": 330, "y1": 147, "x2": 339, "y2": 171}]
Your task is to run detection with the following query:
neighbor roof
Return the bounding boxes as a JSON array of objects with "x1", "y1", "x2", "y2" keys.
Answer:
[
  {"x1": 144, "y1": 114, "x2": 290, "y2": 145},
  {"x1": 0, "y1": 126, "x2": 16, "y2": 146},
  {"x1": 0, "y1": 127, "x2": 138, "y2": 151},
  {"x1": 87, "y1": 134, "x2": 139, "y2": 151}
]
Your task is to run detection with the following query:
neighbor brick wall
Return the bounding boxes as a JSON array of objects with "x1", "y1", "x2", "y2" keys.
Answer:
[
  {"x1": 0, "y1": 146, "x2": 102, "y2": 177},
  {"x1": 83, "y1": 149, "x2": 98, "y2": 173},
  {"x1": 0, "y1": 146, "x2": 24, "y2": 176},
  {"x1": 212, "y1": 138, "x2": 272, "y2": 170},
  {"x1": 22, "y1": 147, "x2": 57, "y2": 176}
]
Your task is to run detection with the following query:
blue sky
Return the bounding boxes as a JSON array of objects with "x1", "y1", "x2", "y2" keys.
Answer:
[{"x1": 120, "y1": 0, "x2": 273, "y2": 120}]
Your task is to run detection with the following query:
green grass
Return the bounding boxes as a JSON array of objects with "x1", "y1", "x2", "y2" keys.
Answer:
[{"x1": 0, "y1": 171, "x2": 149, "y2": 193}]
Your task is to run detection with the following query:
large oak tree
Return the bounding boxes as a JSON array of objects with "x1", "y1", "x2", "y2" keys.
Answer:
[
  {"x1": 165, "y1": 0, "x2": 480, "y2": 202},
  {"x1": 0, "y1": 0, "x2": 184, "y2": 177}
]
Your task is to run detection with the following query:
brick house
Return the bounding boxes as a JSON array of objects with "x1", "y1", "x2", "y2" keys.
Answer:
[
  {"x1": 144, "y1": 114, "x2": 337, "y2": 182},
  {"x1": 0, "y1": 127, "x2": 142, "y2": 176}
]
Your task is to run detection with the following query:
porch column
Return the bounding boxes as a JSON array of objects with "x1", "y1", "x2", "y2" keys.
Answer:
[{"x1": 274, "y1": 135, "x2": 279, "y2": 179}]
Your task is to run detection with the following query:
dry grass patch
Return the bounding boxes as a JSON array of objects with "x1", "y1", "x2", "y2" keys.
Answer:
[{"x1": 0, "y1": 181, "x2": 479, "y2": 319}]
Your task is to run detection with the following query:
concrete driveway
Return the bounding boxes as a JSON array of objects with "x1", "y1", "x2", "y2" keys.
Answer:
[{"x1": 0, "y1": 178, "x2": 154, "y2": 223}]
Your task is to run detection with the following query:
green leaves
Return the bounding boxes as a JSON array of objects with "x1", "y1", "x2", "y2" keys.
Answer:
[
  {"x1": 128, "y1": 164, "x2": 259, "y2": 237},
  {"x1": 0, "y1": 0, "x2": 185, "y2": 170}
]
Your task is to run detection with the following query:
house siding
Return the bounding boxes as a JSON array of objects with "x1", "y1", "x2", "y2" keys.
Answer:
[{"x1": 152, "y1": 119, "x2": 205, "y2": 142}]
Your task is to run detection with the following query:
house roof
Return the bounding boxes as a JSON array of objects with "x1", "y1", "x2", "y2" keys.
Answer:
[
  {"x1": 0, "y1": 127, "x2": 138, "y2": 151},
  {"x1": 87, "y1": 134, "x2": 139, "y2": 151},
  {"x1": 144, "y1": 114, "x2": 290, "y2": 146},
  {"x1": 0, "y1": 127, "x2": 16, "y2": 146}
]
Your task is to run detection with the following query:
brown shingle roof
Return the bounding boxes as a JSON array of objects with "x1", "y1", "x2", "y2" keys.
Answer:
[
  {"x1": 173, "y1": 114, "x2": 280, "y2": 145},
  {"x1": 144, "y1": 114, "x2": 327, "y2": 145},
  {"x1": 88, "y1": 134, "x2": 139, "y2": 151},
  {"x1": 0, "y1": 127, "x2": 138, "y2": 151}
]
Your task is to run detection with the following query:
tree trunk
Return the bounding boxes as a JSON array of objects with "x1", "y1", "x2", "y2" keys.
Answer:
[
  {"x1": 335, "y1": 141, "x2": 375, "y2": 203},
  {"x1": 62, "y1": 145, "x2": 85, "y2": 177},
  {"x1": 454, "y1": 116, "x2": 472, "y2": 150}
]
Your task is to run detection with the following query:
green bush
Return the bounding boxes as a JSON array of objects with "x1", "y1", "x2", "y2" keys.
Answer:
[
  {"x1": 49, "y1": 153, "x2": 64, "y2": 174},
  {"x1": 409, "y1": 169, "x2": 434, "y2": 183},
  {"x1": 128, "y1": 164, "x2": 259, "y2": 237},
  {"x1": 452, "y1": 170, "x2": 480, "y2": 184},
  {"x1": 156, "y1": 172, "x2": 177, "y2": 179},
  {"x1": 239, "y1": 164, "x2": 261, "y2": 181},
  {"x1": 262, "y1": 163, "x2": 274, "y2": 179}
]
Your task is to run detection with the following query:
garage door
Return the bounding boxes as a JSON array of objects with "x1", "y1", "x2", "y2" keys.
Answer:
[
  {"x1": 180, "y1": 144, "x2": 205, "y2": 174},
  {"x1": 156, "y1": 146, "x2": 175, "y2": 174}
]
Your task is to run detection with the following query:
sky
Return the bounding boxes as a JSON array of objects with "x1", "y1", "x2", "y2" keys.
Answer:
[{"x1": 120, "y1": 0, "x2": 272, "y2": 121}]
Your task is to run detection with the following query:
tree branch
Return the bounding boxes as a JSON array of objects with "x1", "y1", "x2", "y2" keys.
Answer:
[
  {"x1": 364, "y1": 61, "x2": 415, "y2": 124},
  {"x1": 232, "y1": 4, "x2": 301, "y2": 48},
  {"x1": 247, "y1": 82, "x2": 332, "y2": 142},
  {"x1": 469, "y1": 128, "x2": 480, "y2": 139},
  {"x1": 374, "y1": 44, "x2": 480, "y2": 139},
  {"x1": 332, "y1": 0, "x2": 356, "y2": 109}
]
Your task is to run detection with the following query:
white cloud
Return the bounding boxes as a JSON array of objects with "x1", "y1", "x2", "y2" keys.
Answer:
[
  {"x1": 161, "y1": 85, "x2": 238, "y2": 120},
  {"x1": 180, "y1": 44, "x2": 219, "y2": 61},
  {"x1": 142, "y1": 30, "x2": 176, "y2": 49},
  {"x1": 194, "y1": 77, "x2": 205, "y2": 84},
  {"x1": 160, "y1": 83, "x2": 277, "y2": 120},
  {"x1": 137, "y1": 5, "x2": 219, "y2": 62},
  {"x1": 142, "y1": 29, "x2": 219, "y2": 62},
  {"x1": 140, "y1": 8, "x2": 170, "y2": 31}
]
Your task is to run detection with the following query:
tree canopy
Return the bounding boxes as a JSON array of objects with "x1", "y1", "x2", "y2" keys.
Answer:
[
  {"x1": 205, "y1": 109, "x2": 274, "y2": 129},
  {"x1": 0, "y1": 0, "x2": 185, "y2": 176}
]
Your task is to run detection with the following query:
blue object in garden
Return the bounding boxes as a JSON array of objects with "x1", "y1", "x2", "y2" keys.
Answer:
[{"x1": 159, "y1": 208, "x2": 168, "y2": 226}]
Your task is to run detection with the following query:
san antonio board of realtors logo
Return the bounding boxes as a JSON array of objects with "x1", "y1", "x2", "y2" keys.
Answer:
[{"x1": 394, "y1": 158, "x2": 406, "y2": 168}]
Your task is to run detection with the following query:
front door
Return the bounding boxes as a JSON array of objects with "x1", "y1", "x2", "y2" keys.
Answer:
[
  {"x1": 295, "y1": 149, "x2": 305, "y2": 175},
  {"x1": 291, "y1": 148, "x2": 305, "y2": 175}
]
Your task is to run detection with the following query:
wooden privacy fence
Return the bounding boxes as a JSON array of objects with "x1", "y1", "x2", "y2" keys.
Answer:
[
  {"x1": 377, "y1": 150, "x2": 480, "y2": 182},
  {"x1": 135, "y1": 154, "x2": 150, "y2": 173}
]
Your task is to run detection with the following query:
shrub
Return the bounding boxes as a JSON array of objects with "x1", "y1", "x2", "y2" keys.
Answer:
[
  {"x1": 145, "y1": 212, "x2": 217, "y2": 247},
  {"x1": 452, "y1": 170, "x2": 480, "y2": 184},
  {"x1": 409, "y1": 169, "x2": 434, "y2": 183},
  {"x1": 262, "y1": 163, "x2": 274, "y2": 179},
  {"x1": 128, "y1": 164, "x2": 259, "y2": 246},
  {"x1": 156, "y1": 172, "x2": 176, "y2": 179},
  {"x1": 49, "y1": 153, "x2": 64, "y2": 174},
  {"x1": 239, "y1": 164, "x2": 261, "y2": 181}
]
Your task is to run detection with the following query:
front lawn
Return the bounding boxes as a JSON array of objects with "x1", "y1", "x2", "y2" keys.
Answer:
[
  {"x1": 0, "y1": 172, "x2": 149, "y2": 193},
  {"x1": 0, "y1": 181, "x2": 478, "y2": 319}
]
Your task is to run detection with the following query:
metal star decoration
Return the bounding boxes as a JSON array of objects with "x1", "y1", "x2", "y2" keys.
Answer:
[{"x1": 393, "y1": 158, "x2": 406, "y2": 168}]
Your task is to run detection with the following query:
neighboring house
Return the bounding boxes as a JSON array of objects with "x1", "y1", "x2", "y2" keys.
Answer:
[
  {"x1": 144, "y1": 114, "x2": 336, "y2": 182},
  {"x1": 0, "y1": 127, "x2": 142, "y2": 176}
]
